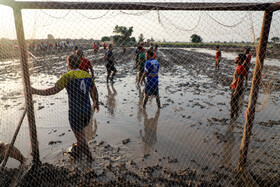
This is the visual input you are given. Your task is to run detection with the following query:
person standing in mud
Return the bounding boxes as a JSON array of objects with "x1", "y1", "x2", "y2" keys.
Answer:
[
  {"x1": 31, "y1": 54, "x2": 99, "y2": 162},
  {"x1": 215, "y1": 46, "x2": 222, "y2": 70},
  {"x1": 77, "y1": 49, "x2": 94, "y2": 79},
  {"x1": 149, "y1": 46, "x2": 156, "y2": 59},
  {"x1": 229, "y1": 54, "x2": 246, "y2": 118},
  {"x1": 122, "y1": 44, "x2": 126, "y2": 54},
  {"x1": 135, "y1": 46, "x2": 146, "y2": 84},
  {"x1": 155, "y1": 43, "x2": 158, "y2": 52},
  {"x1": 73, "y1": 46, "x2": 79, "y2": 54},
  {"x1": 243, "y1": 48, "x2": 252, "y2": 86},
  {"x1": 104, "y1": 44, "x2": 117, "y2": 83},
  {"x1": 93, "y1": 43, "x2": 98, "y2": 54},
  {"x1": 140, "y1": 50, "x2": 160, "y2": 108}
]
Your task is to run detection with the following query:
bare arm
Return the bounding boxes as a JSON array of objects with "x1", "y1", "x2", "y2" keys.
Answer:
[
  {"x1": 31, "y1": 86, "x2": 62, "y2": 96},
  {"x1": 90, "y1": 67, "x2": 94, "y2": 78},
  {"x1": 90, "y1": 85, "x2": 99, "y2": 112},
  {"x1": 140, "y1": 71, "x2": 147, "y2": 85}
]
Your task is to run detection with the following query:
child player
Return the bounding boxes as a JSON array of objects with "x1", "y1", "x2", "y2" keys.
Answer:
[
  {"x1": 229, "y1": 54, "x2": 246, "y2": 118},
  {"x1": 215, "y1": 46, "x2": 222, "y2": 70},
  {"x1": 31, "y1": 54, "x2": 99, "y2": 162}
]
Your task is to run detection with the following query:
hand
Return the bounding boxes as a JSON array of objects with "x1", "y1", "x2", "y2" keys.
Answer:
[
  {"x1": 140, "y1": 79, "x2": 143, "y2": 85},
  {"x1": 92, "y1": 102, "x2": 99, "y2": 112},
  {"x1": 229, "y1": 85, "x2": 232, "y2": 89}
]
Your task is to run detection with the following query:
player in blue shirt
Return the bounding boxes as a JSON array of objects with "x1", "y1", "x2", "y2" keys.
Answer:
[
  {"x1": 140, "y1": 50, "x2": 161, "y2": 108},
  {"x1": 31, "y1": 54, "x2": 99, "y2": 162}
]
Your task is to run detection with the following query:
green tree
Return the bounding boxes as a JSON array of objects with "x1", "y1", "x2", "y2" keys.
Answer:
[
  {"x1": 113, "y1": 35, "x2": 121, "y2": 44},
  {"x1": 271, "y1": 37, "x2": 279, "y2": 43},
  {"x1": 190, "y1": 34, "x2": 202, "y2": 43},
  {"x1": 113, "y1": 25, "x2": 133, "y2": 44},
  {"x1": 130, "y1": 37, "x2": 136, "y2": 43},
  {"x1": 139, "y1": 34, "x2": 144, "y2": 42},
  {"x1": 101, "y1": 36, "x2": 110, "y2": 42}
]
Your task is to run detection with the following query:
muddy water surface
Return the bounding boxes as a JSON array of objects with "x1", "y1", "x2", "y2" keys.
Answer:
[{"x1": 0, "y1": 47, "x2": 279, "y2": 182}]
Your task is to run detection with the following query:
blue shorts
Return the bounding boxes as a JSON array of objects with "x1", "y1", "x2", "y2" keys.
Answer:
[
  {"x1": 145, "y1": 85, "x2": 159, "y2": 96},
  {"x1": 69, "y1": 111, "x2": 91, "y2": 132}
]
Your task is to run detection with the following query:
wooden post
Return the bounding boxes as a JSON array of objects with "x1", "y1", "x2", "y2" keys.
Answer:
[
  {"x1": 237, "y1": 10, "x2": 273, "y2": 171},
  {"x1": 1, "y1": 108, "x2": 27, "y2": 169},
  {"x1": 12, "y1": 7, "x2": 41, "y2": 165}
]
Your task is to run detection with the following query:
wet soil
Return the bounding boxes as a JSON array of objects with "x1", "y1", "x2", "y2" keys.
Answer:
[{"x1": 0, "y1": 47, "x2": 279, "y2": 186}]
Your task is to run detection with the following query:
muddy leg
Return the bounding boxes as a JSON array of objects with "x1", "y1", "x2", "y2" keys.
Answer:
[
  {"x1": 73, "y1": 129, "x2": 93, "y2": 162},
  {"x1": 107, "y1": 71, "x2": 111, "y2": 84},
  {"x1": 143, "y1": 94, "x2": 148, "y2": 108}
]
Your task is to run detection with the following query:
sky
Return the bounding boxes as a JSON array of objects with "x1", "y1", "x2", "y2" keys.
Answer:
[{"x1": 0, "y1": 0, "x2": 279, "y2": 43}]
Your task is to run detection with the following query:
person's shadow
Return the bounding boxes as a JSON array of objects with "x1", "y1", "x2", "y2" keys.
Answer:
[
  {"x1": 139, "y1": 109, "x2": 160, "y2": 154},
  {"x1": 106, "y1": 84, "x2": 117, "y2": 117},
  {"x1": 222, "y1": 117, "x2": 237, "y2": 167}
]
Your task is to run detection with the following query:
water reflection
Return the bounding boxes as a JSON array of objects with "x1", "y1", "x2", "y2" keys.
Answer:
[
  {"x1": 222, "y1": 117, "x2": 237, "y2": 167},
  {"x1": 84, "y1": 111, "x2": 98, "y2": 142},
  {"x1": 136, "y1": 84, "x2": 145, "y2": 122},
  {"x1": 106, "y1": 84, "x2": 117, "y2": 117},
  {"x1": 139, "y1": 109, "x2": 160, "y2": 153}
]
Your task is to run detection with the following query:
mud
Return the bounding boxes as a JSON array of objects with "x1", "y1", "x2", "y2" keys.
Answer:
[{"x1": 0, "y1": 47, "x2": 279, "y2": 186}]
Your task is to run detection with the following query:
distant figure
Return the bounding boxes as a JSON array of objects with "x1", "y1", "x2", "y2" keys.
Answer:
[
  {"x1": 155, "y1": 43, "x2": 158, "y2": 52},
  {"x1": 0, "y1": 142, "x2": 26, "y2": 164},
  {"x1": 73, "y1": 46, "x2": 79, "y2": 54},
  {"x1": 243, "y1": 48, "x2": 252, "y2": 86},
  {"x1": 229, "y1": 54, "x2": 246, "y2": 118},
  {"x1": 122, "y1": 44, "x2": 126, "y2": 54},
  {"x1": 93, "y1": 43, "x2": 98, "y2": 54},
  {"x1": 215, "y1": 46, "x2": 222, "y2": 70},
  {"x1": 77, "y1": 49, "x2": 94, "y2": 79},
  {"x1": 134, "y1": 45, "x2": 140, "y2": 67},
  {"x1": 140, "y1": 50, "x2": 160, "y2": 108},
  {"x1": 103, "y1": 42, "x2": 107, "y2": 50},
  {"x1": 104, "y1": 44, "x2": 117, "y2": 83},
  {"x1": 149, "y1": 46, "x2": 156, "y2": 59},
  {"x1": 135, "y1": 46, "x2": 146, "y2": 84},
  {"x1": 31, "y1": 54, "x2": 99, "y2": 162}
]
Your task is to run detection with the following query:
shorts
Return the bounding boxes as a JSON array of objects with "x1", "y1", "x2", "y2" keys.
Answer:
[
  {"x1": 215, "y1": 59, "x2": 220, "y2": 67},
  {"x1": 106, "y1": 63, "x2": 116, "y2": 72},
  {"x1": 69, "y1": 111, "x2": 91, "y2": 132},
  {"x1": 145, "y1": 84, "x2": 159, "y2": 96}
]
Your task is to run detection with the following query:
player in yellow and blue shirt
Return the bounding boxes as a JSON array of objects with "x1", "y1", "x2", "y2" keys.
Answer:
[{"x1": 31, "y1": 54, "x2": 99, "y2": 162}]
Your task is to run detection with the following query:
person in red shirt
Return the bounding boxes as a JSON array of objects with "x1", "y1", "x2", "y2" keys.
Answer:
[
  {"x1": 103, "y1": 42, "x2": 107, "y2": 50},
  {"x1": 215, "y1": 46, "x2": 222, "y2": 70},
  {"x1": 77, "y1": 49, "x2": 94, "y2": 79},
  {"x1": 229, "y1": 54, "x2": 246, "y2": 118},
  {"x1": 243, "y1": 48, "x2": 252, "y2": 86},
  {"x1": 93, "y1": 43, "x2": 98, "y2": 54}
]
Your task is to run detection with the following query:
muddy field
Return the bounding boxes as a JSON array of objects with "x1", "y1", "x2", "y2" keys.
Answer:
[{"x1": 0, "y1": 47, "x2": 279, "y2": 186}]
